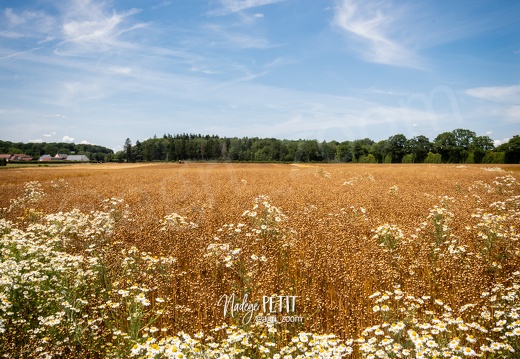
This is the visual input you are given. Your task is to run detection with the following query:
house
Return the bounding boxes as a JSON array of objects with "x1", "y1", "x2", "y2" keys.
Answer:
[
  {"x1": 66, "y1": 155, "x2": 89, "y2": 162},
  {"x1": 55, "y1": 154, "x2": 68, "y2": 160},
  {"x1": 2, "y1": 154, "x2": 33, "y2": 161},
  {"x1": 39, "y1": 155, "x2": 53, "y2": 161},
  {"x1": 11, "y1": 154, "x2": 24, "y2": 161}
]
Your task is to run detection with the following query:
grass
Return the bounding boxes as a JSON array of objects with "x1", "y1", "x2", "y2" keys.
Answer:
[{"x1": 0, "y1": 163, "x2": 519, "y2": 358}]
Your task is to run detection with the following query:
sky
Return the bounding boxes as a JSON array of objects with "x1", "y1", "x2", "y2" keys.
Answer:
[{"x1": 0, "y1": 0, "x2": 519, "y2": 152}]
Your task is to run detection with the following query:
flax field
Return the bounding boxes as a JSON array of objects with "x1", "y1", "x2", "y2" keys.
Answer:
[{"x1": 1, "y1": 163, "x2": 519, "y2": 358}]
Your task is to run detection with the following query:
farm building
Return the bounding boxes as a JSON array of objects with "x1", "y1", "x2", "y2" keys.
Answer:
[
  {"x1": 1, "y1": 154, "x2": 33, "y2": 161},
  {"x1": 38, "y1": 155, "x2": 53, "y2": 161},
  {"x1": 66, "y1": 155, "x2": 89, "y2": 162}
]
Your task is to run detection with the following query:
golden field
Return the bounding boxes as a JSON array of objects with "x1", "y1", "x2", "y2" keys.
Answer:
[{"x1": 1, "y1": 163, "x2": 519, "y2": 358}]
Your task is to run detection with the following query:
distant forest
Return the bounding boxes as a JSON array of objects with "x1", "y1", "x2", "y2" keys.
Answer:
[
  {"x1": 1, "y1": 128, "x2": 520, "y2": 164},
  {"x1": 120, "y1": 129, "x2": 520, "y2": 164}
]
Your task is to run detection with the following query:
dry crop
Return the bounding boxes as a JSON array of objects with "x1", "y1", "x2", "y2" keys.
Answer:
[{"x1": 0, "y1": 163, "x2": 519, "y2": 358}]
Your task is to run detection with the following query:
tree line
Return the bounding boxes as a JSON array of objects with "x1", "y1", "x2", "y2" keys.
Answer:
[
  {"x1": 118, "y1": 129, "x2": 520, "y2": 164},
  {"x1": 0, "y1": 140, "x2": 114, "y2": 162}
]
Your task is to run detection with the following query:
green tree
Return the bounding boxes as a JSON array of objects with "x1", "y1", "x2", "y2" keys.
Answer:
[
  {"x1": 497, "y1": 135, "x2": 520, "y2": 164},
  {"x1": 433, "y1": 132, "x2": 456, "y2": 163},
  {"x1": 370, "y1": 140, "x2": 387, "y2": 163},
  {"x1": 387, "y1": 134, "x2": 407, "y2": 163},
  {"x1": 452, "y1": 128, "x2": 476, "y2": 162},
  {"x1": 404, "y1": 135, "x2": 432, "y2": 163},
  {"x1": 8, "y1": 147, "x2": 24, "y2": 154},
  {"x1": 124, "y1": 138, "x2": 133, "y2": 162},
  {"x1": 469, "y1": 135, "x2": 494, "y2": 163},
  {"x1": 424, "y1": 152, "x2": 442, "y2": 163},
  {"x1": 335, "y1": 141, "x2": 352, "y2": 162},
  {"x1": 133, "y1": 140, "x2": 143, "y2": 162},
  {"x1": 402, "y1": 154, "x2": 414, "y2": 163}
]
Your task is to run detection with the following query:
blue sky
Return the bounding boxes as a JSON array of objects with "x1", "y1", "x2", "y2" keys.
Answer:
[{"x1": 0, "y1": 0, "x2": 519, "y2": 151}]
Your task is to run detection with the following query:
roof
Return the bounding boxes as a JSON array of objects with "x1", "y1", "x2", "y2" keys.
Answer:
[
  {"x1": 38, "y1": 155, "x2": 52, "y2": 161},
  {"x1": 66, "y1": 155, "x2": 89, "y2": 161}
]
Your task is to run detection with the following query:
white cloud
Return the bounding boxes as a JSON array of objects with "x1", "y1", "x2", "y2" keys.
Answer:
[
  {"x1": 2, "y1": 8, "x2": 55, "y2": 40},
  {"x1": 109, "y1": 66, "x2": 132, "y2": 74},
  {"x1": 0, "y1": 47, "x2": 42, "y2": 59},
  {"x1": 494, "y1": 138, "x2": 509, "y2": 147},
  {"x1": 333, "y1": 0, "x2": 422, "y2": 68},
  {"x1": 58, "y1": 0, "x2": 146, "y2": 53},
  {"x1": 507, "y1": 105, "x2": 520, "y2": 121},
  {"x1": 80, "y1": 140, "x2": 90, "y2": 144},
  {"x1": 466, "y1": 85, "x2": 520, "y2": 123},
  {"x1": 43, "y1": 134, "x2": 52, "y2": 137},
  {"x1": 466, "y1": 85, "x2": 520, "y2": 103},
  {"x1": 210, "y1": 0, "x2": 285, "y2": 16},
  {"x1": 151, "y1": 1, "x2": 173, "y2": 10},
  {"x1": 254, "y1": 13, "x2": 264, "y2": 18},
  {"x1": 62, "y1": 135, "x2": 75, "y2": 142},
  {"x1": 43, "y1": 114, "x2": 67, "y2": 118},
  {"x1": 206, "y1": 24, "x2": 272, "y2": 49},
  {"x1": 29, "y1": 139, "x2": 43, "y2": 143},
  {"x1": 0, "y1": 30, "x2": 24, "y2": 38}
]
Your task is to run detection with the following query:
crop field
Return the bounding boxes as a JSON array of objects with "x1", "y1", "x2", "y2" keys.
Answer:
[{"x1": 1, "y1": 163, "x2": 519, "y2": 358}]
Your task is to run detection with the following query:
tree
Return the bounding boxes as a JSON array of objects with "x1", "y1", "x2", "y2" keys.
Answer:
[
  {"x1": 470, "y1": 135, "x2": 494, "y2": 163},
  {"x1": 351, "y1": 139, "x2": 372, "y2": 162},
  {"x1": 424, "y1": 152, "x2": 442, "y2": 163},
  {"x1": 370, "y1": 140, "x2": 387, "y2": 163},
  {"x1": 497, "y1": 135, "x2": 520, "y2": 164},
  {"x1": 433, "y1": 132, "x2": 456, "y2": 163},
  {"x1": 452, "y1": 128, "x2": 476, "y2": 162},
  {"x1": 387, "y1": 134, "x2": 407, "y2": 163},
  {"x1": 335, "y1": 141, "x2": 352, "y2": 162},
  {"x1": 8, "y1": 147, "x2": 24, "y2": 154},
  {"x1": 124, "y1": 138, "x2": 133, "y2": 162},
  {"x1": 133, "y1": 140, "x2": 143, "y2": 162},
  {"x1": 320, "y1": 140, "x2": 337, "y2": 162},
  {"x1": 404, "y1": 135, "x2": 432, "y2": 163}
]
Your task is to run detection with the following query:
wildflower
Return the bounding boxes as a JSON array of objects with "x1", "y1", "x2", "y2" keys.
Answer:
[{"x1": 462, "y1": 347, "x2": 476, "y2": 356}]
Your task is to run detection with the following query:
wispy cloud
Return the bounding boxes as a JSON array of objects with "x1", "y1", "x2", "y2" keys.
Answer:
[
  {"x1": 466, "y1": 85, "x2": 520, "y2": 122},
  {"x1": 151, "y1": 1, "x2": 173, "y2": 10},
  {"x1": 333, "y1": 0, "x2": 422, "y2": 68},
  {"x1": 1, "y1": 8, "x2": 55, "y2": 40},
  {"x1": 42, "y1": 114, "x2": 67, "y2": 119},
  {"x1": 0, "y1": 47, "x2": 42, "y2": 59},
  {"x1": 58, "y1": 0, "x2": 146, "y2": 54},
  {"x1": 205, "y1": 24, "x2": 272, "y2": 49},
  {"x1": 209, "y1": 0, "x2": 285, "y2": 16},
  {"x1": 466, "y1": 85, "x2": 520, "y2": 103}
]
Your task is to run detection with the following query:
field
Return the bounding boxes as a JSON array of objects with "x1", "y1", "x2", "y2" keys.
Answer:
[{"x1": 1, "y1": 163, "x2": 519, "y2": 358}]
